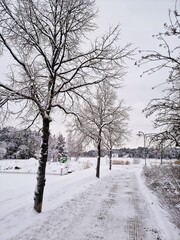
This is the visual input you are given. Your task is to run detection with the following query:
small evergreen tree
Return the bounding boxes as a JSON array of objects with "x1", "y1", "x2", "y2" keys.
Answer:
[{"x1": 56, "y1": 134, "x2": 66, "y2": 161}]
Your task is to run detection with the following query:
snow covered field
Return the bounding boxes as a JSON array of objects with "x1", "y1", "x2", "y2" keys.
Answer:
[{"x1": 0, "y1": 158, "x2": 180, "y2": 240}]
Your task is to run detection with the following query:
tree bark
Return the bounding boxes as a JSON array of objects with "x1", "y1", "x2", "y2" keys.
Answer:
[
  {"x1": 109, "y1": 148, "x2": 112, "y2": 170},
  {"x1": 96, "y1": 130, "x2": 101, "y2": 178},
  {"x1": 96, "y1": 142, "x2": 101, "y2": 178},
  {"x1": 34, "y1": 118, "x2": 50, "y2": 213}
]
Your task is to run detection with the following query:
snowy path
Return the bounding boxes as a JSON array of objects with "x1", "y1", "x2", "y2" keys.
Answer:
[{"x1": 0, "y1": 165, "x2": 180, "y2": 240}]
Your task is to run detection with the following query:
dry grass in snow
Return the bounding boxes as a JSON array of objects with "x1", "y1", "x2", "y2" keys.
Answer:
[{"x1": 143, "y1": 163, "x2": 180, "y2": 229}]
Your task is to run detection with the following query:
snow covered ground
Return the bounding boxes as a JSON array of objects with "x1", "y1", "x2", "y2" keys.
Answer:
[
  {"x1": 0, "y1": 157, "x2": 180, "y2": 240},
  {"x1": 0, "y1": 157, "x2": 97, "y2": 175}
]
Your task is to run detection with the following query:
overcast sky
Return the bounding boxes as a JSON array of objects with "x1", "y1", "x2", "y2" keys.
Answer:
[
  {"x1": 92, "y1": 0, "x2": 177, "y2": 148},
  {"x1": 0, "y1": 0, "x2": 177, "y2": 148},
  {"x1": 47, "y1": 0, "x2": 177, "y2": 148}
]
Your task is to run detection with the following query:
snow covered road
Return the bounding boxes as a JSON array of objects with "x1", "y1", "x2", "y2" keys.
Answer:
[{"x1": 0, "y1": 165, "x2": 180, "y2": 240}]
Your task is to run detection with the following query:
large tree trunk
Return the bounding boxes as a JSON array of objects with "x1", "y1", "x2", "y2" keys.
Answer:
[
  {"x1": 34, "y1": 118, "x2": 50, "y2": 213},
  {"x1": 96, "y1": 131, "x2": 101, "y2": 178},
  {"x1": 96, "y1": 142, "x2": 101, "y2": 178},
  {"x1": 109, "y1": 148, "x2": 112, "y2": 170}
]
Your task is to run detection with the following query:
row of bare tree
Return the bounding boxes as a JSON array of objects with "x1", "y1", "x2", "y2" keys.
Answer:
[
  {"x1": 68, "y1": 82, "x2": 130, "y2": 177},
  {"x1": 0, "y1": 0, "x2": 132, "y2": 212},
  {"x1": 0, "y1": 0, "x2": 179, "y2": 213}
]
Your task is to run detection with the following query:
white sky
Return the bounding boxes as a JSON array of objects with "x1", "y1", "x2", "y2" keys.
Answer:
[
  {"x1": 0, "y1": 0, "x2": 177, "y2": 148},
  {"x1": 93, "y1": 0, "x2": 177, "y2": 148}
]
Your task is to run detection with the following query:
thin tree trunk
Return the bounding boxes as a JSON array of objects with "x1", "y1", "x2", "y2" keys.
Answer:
[
  {"x1": 160, "y1": 143, "x2": 163, "y2": 165},
  {"x1": 34, "y1": 118, "x2": 50, "y2": 213},
  {"x1": 109, "y1": 148, "x2": 112, "y2": 170}
]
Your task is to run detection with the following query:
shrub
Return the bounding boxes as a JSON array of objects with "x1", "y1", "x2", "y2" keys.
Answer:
[
  {"x1": 174, "y1": 160, "x2": 180, "y2": 165},
  {"x1": 112, "y1": 160, "x2": 130, "y2": 165},
  {"x1": 133, "y1": 158, "x2": 140, "y2": 164},
  {"x1": 125, "y1": 160, "x2": 130, "y2": 165}
]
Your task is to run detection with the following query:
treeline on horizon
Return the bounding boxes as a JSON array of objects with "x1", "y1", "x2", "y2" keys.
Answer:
[{"x1": 0, "y1": 127, "x2": 179, "y2": 160}]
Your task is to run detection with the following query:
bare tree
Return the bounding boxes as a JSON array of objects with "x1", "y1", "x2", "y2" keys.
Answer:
[
  {"x1": 0, "y1": 0, "x2": 132, "y2": 212},
  {"x1": 66, "y1": 130, "x2": 82, "y2": 160},
  {"x1": 70, "y1": 83, "x2": 130, "y2": 178},
  {"x1": 137, "y1": 2, "x2": 180, "y2": 147},
  {"x1": 102, "y1": 109, "x2": 130, "y2": 170}
]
